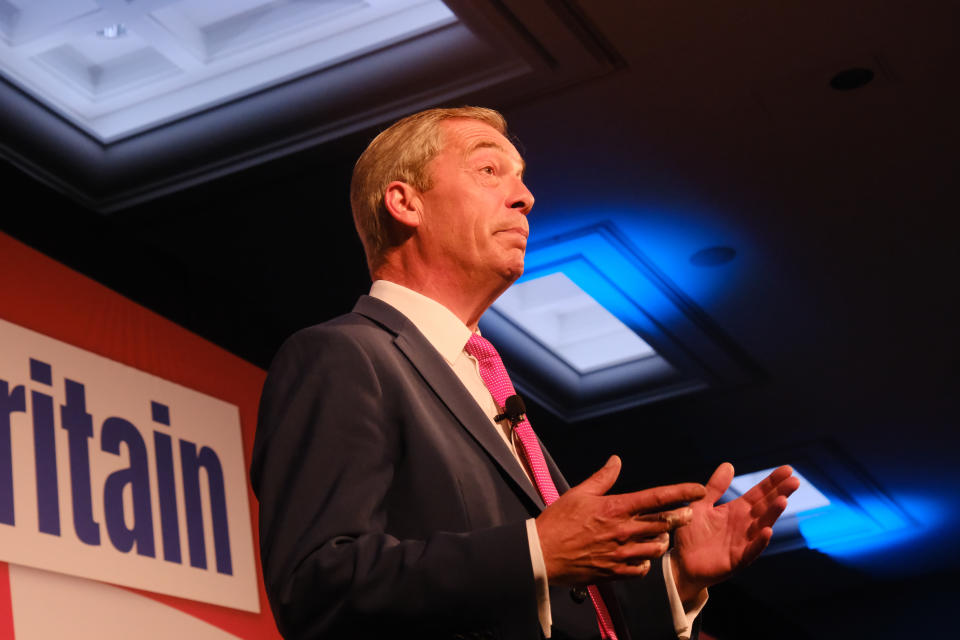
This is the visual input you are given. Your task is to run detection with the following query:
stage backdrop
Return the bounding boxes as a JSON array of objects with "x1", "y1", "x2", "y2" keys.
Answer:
[{"x1": 0, "y1": 231, "x2": 281, "y2": 640}]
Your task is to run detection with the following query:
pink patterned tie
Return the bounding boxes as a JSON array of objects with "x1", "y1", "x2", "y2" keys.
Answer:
[{"x1": 464, "y1": 334, "x2": 619, "y2": 640}]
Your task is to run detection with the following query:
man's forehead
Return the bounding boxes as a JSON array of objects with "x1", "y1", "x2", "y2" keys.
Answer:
[{"x1": 441, "y1": 118, "x2": 524, "y2": 164}]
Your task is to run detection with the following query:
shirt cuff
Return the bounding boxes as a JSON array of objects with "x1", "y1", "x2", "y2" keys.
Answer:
[
  {"x1": 662, "y1": 551, "x2": 708, "y2": 640},
  {"x1": 526, "y1": 518, "x2": 552, "y2": 638}
]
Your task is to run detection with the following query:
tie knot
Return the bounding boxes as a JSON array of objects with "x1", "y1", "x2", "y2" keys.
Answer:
[
  {"x1": 464, "y1": 333, "x2": 498, "y2": 363},
  {"x1": 464, "y1": 333, "x2": 515, "y2": 407}
]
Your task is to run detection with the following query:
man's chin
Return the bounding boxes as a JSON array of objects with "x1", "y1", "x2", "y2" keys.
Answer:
[
  {"x1": 487, "y1": 247, "x2": 525, "y2": 286},
  {"x1": 502, "y1": 261, "x2": 524, "y2": 284}
]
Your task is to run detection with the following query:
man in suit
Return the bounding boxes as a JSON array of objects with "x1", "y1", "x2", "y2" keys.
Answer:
[{"x1": 250, "y1": 107, "x2": 798, "y2": 639}]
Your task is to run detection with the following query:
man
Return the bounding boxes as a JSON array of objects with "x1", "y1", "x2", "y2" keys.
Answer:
[{"x1": 250, "y1": 107, "x2": 798, "y2": 639}]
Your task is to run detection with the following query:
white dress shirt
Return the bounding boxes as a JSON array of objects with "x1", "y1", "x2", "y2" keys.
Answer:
[{"x1": 369, "y1": 280, "x2": 706, "y2": 639}]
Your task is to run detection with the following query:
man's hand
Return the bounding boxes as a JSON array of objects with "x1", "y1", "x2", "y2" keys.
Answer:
[
  {"x1": 536, "y1": 456, "x2": 706, "y2": 585},
  {"x1": 672, "y1": 463, "x2": 800, "y2": 605}
]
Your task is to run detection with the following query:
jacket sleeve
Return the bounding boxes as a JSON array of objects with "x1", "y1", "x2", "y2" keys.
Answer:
[{"x1": 250, "y1": 327, "x2": 539, "y2": 639}]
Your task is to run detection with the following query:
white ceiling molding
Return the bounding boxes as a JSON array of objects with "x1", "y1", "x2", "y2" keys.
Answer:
[
  {"x1": 1, "y1": 0, "x2": 458, "y2": 142},
  {"x1": 0, "y1": 0, "x2": 624, "y2": 212}
]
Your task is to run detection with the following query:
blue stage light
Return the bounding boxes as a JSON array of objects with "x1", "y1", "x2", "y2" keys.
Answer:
[{"x1": 724, "y1": 464, "x2": 929, "y2": 560}]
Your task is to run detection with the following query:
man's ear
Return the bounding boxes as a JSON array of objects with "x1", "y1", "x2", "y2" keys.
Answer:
[{"x1": 383, "y1": 181, "x2": 422, "y2": 228}]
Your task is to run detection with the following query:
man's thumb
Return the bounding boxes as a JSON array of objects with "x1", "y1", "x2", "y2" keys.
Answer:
[{"x1": 578, "y1": 455, "x2": 621, "y2": 496}]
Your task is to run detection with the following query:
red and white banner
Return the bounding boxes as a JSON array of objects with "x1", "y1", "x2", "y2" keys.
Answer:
[
  {"x1": 0, "y1": 232, "x2": 280, "y2": 640},
  {"x1": 0, "y1": 318, "x2": 258, "y2": 612}
]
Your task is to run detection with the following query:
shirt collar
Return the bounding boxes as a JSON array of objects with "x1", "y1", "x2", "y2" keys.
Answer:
[{"x1": 369, "y1": 280, "x2": 474, "y2": 365}]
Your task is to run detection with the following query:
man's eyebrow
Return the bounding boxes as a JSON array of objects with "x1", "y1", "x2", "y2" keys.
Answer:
[{"x1": 465, "y1": 140, "x2": 526, "y2": 175}]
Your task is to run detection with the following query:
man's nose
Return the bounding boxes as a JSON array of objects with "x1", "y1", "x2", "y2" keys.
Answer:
[{"x1": 509, "y1": 181, "x2": 534, "y2": 215}]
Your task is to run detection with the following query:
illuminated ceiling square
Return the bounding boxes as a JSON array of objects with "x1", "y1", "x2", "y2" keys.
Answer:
[
  {"x1": 480, "y1": 221, "x2": 759, "y2": 420},
  {"x1": 0, "y1": 1, "x2": 102, "y2": 46},
  {"x1": 494, "y1": 272, "x2": 658, "y2": 374},
  {"x1": 148, "y1": 0, "x2": 367, "y2": 62},
  {"x1": 0, "y1": 0, "x2": 457, "y2": 141}
]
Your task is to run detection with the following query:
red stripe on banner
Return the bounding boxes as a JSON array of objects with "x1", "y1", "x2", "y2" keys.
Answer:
[
  {"x1": 0, "y1": 563, "x2": 14, "y2": 640},
  {"x1": 0, "y1": 233, "x2": 280, "y2": 640}
]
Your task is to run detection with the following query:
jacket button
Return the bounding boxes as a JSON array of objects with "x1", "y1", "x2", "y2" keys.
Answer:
[{"x1": 570, "y1": 586, "x2": 589, "y2": 603}]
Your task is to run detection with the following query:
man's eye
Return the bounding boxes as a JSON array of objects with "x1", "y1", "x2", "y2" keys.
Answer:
[{"x1": 481, "y1": 166, "x2": 495, "y2": 175}]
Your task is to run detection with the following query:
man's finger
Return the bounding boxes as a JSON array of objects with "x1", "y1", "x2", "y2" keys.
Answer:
[
  {"x1": 610, "y1": 512, "x2": 691, "y2": 543},
  {"x1": 610, "y1": 534, "x2": 671, "y2": 565},
  {"x1": 634, "y1": 506, "x2": 695, "y2": 529},
  {"x1": 740, "y1": 526, "x2": 774, "y2": 568},
  {"x1": 741, "y1": 465, "x2": 794, "y2": 504},
  {"x1": 748, "y1": 495, "x2": 788, "y2": 537},
  {"x1": 618, "y1": 482, "x2": 705, "y2": 515},
  {"x1": 775, "y1": 474, "x2": 801, "y2": 500},
  {"x1": 703, "y1": 462, "x2": 735, "y2": 504},
  {"x1": 576, "y1": 455, "x2": 622, "y2": 496},
  {"x1": 749, "y1": 476, "x2": 799, "y2": 519},
  {"x1": 606, "y1": 558, "x2": 653, "y2": 579}
]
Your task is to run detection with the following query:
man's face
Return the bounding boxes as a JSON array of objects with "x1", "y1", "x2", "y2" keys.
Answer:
[{"x1": 416, "y1": 118, "x2": 534, "y2": 288}]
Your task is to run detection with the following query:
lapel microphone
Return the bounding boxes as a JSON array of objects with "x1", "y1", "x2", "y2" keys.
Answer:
[{"x1": 494, "y1": 394, "x2": 527, "y2": 425}]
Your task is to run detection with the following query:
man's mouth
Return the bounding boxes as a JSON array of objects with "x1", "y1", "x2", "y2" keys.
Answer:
[{"x1": 498, "y1": 227, "x2": 529, "y2": 239}]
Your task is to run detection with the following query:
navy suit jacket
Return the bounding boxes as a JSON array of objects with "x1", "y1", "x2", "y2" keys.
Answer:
[{"x1": 251, "y1": 296, "x2": 685, "y2": 639}]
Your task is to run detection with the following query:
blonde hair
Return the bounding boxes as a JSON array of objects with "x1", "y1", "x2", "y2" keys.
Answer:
[{"x1": 350, "y1": 106, "x2": 508, "y2": 273}]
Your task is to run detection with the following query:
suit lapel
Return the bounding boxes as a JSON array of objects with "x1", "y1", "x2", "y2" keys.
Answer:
[{"x1": 354, "y1": 296, "x2": 546, "y2": 510}]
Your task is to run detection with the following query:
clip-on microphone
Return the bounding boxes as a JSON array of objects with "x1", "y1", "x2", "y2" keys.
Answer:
[{"x1": 494, "y1": 394, "x2": 527, "y2": 425}]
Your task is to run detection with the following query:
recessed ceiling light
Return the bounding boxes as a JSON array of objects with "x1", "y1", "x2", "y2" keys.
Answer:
[
  {"x1": 0, "y1": 0, "x2": 457, "y2": 142},
  {"x1": 96, "y1": 24, "x2": 127, "y2": 39},
  {"x1": 829, "y1": 67, "x2": 875, "y2": 91},
  {"x1": 689, "y1": 246, "x2": 736, "y2": 267},
  {"x1": 478, "y1": 222, "x2": 759, "y2": 420},
  {"x1": 493, "y1": 272, "x2": 657, "y2": 374}
]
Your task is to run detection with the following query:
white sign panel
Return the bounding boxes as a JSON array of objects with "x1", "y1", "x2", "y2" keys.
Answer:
[{"x1": 0, "y1": 318, "x2": 258, "y2": 612}]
